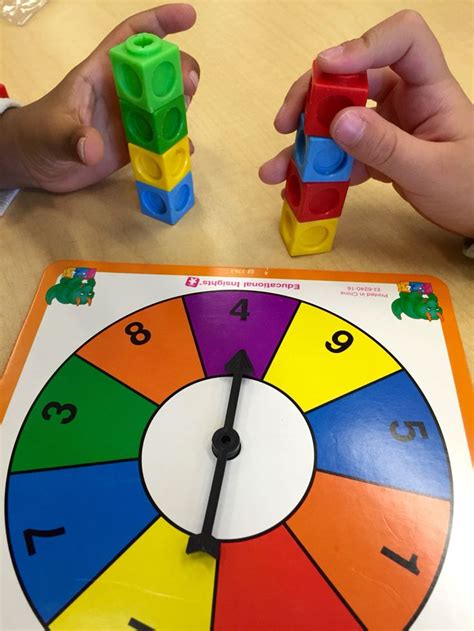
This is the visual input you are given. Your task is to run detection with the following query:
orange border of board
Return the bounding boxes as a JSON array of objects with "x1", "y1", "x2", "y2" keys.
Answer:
[{"x1": 1, "y1": 261, "x2": 472, "y2": 462}]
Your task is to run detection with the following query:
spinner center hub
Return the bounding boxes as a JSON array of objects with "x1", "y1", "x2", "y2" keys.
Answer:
[{"x1": 140, "y1": 377, "x2": 316, "y2": 541}]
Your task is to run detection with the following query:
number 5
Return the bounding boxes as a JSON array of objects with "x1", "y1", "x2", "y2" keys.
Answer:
[{"x1": 390, "y1": 421, "x2": 428, "y2": 442}]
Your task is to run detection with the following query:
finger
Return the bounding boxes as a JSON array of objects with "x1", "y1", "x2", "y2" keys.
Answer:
[
  {"x1": 94, "y1": 4, "x2": 197, "y2": 56},
  {"x1": 74, "y1": 126, "x2": 105, "y2": 166},
  {"x1": 317, "y1": 9, "x2": 452, "y2": 86},
  {"x1": 41, "y1": 107, "x2": 105, "y2": 167},
  {"x1": 260, "y1": 152, "x2": 388, "y2": 188},
  {"x1": 367, "y1": 68, "x2": 398, "y2": 101},
  {"x1": 274, "y1": 66, "x2": 397, "y2": 141},
  {"x1": 259, "y1": 145, "x2": 293, "y2": 184},
  {"x1": 274, "y1": 70, "x2": 311, "y2": 133},
  {"x1": 349, "y1": 160, "x2": 369, "y2": 185},
  {"x1": 367, "y1": 166, "x2": 393, "y2": 183},
  {"x1": 330, "y1": 106, "x2": 436, "y2": 190},
  {"x1": 180, "y1": 50, "x2": 200, "y2": 96}
]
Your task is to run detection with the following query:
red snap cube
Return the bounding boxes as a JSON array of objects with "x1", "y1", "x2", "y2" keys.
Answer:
[
  {"x1": 284, "y1": 159, "x2": 350, "y2": 222},
  {"x1": 304, "y1": 60, "x2": 368, "y2": 137}
]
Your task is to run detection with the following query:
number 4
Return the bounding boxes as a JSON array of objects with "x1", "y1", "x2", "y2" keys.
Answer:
[{"x1": 230, "y1": 299, "x2": 250, "y2": 321}]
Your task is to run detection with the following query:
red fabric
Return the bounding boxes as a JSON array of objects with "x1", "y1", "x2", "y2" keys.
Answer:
[{"x1": 0, "y1": 84, "x2": 9, "y2": 98}]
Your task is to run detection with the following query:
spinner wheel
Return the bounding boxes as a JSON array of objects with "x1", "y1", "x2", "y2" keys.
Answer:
[{"x1": 6, "y1": 290, "x2": 452, "y2": 630}]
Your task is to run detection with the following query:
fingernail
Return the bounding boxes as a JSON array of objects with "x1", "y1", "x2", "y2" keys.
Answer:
[
  {"x1": 318, "y1": 44, "x2": 344, "y2": 61},
  {"x1": 189, "y1": 70, "x2": 199, "y2": 91},
  {"x1": 184, "y1": 94, "x2": 191, "y2": 109},
  {"x1": 332, "y1": 111, "x2": 365, "y2": 146},
  {"x1": 77, "y1": 137, "x2": 87, "y2": 163}
]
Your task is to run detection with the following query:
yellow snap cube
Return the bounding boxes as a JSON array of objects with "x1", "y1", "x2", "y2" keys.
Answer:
[
  {"x1": 129, "y1": 137, "x2": 191, "y2": 191},
  {"x1": 280, "y1": 200, "x2": 339, "y2": 256}
]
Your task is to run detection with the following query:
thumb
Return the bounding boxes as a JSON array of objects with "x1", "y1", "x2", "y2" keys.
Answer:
[
  {"x1": 69, "y1": 125, "x2": 105, "y2": 167},
  {"x1": 330, "y1": 107, "x2": 433, "y2": 190},
  {"x1": 43, "y1": 115, "x2": 105, "y2": 167}
]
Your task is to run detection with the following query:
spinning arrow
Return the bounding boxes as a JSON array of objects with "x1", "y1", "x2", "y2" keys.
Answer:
[{"x1": 186, "y1": 349, "x2": 254, "y2": 558}]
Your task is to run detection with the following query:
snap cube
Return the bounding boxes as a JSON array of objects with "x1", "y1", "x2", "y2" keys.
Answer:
[
  {"x1": 280, "y1": 201, "x2": 339, "y2": 256},
  {"x1": 129, "y1": 137, "x2": 191, "y2": 191},
  {"x1": 294, "y1": 114, "x2": 353, "y2": 182},
  {"x1": 110, "y1": 33, "x2": 183, "y2": 113},
  {"x1": 304, "y1": 60, "x2": 368, "y2": 137},
  {"x1": 119, "y1": 95, "x2": 187, "y2": 154},
  {"x1": 136, "y1": 173, "x2": 194, "y2": 224},
  {"x1": 285, "y1": 159, "x2": 349, "y2": 221}
]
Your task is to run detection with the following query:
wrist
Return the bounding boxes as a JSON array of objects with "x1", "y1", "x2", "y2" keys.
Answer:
[{"x1": 0, "y1": 106, "x2": 34, "y2": 189}]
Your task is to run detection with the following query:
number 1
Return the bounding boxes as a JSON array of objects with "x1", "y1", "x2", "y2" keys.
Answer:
[{"x1": 129, "y1": 618, "x2": 154, "y2": 631}]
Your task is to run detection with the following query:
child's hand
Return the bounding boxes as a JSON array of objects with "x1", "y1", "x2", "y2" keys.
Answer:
[
  {"x1": 0, "y1": 3, "x2": 199, "y2": 193},
  {"x1": 260, "y1": 10, "x2": 474, "y2": 237}
]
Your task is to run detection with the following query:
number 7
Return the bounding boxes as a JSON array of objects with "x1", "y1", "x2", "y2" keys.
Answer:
[{"x1": 23, "y1": 527, "x2": 66, "y2": 556}]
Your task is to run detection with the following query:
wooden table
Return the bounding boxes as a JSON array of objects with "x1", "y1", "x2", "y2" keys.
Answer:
[{"x1": 0, "y1": 0, "x2": 472, "y2": 377}]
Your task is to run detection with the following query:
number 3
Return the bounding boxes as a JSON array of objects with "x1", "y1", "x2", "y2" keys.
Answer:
[{"x1": 41, "y1": 402, "x2": 77, "y2": 425}]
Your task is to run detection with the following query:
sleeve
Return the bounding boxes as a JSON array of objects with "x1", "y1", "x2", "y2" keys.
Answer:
[{"x1": 0, "y1": 97, "x2": 22, "y2": 114}]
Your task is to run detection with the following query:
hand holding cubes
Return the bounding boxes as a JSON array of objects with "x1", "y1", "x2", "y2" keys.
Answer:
[
  {"x1": 280, "y1": 61, "x2": 368, "y2": 256},
  {"x1": 110, "y1": 33, "x2": 194, "y2": 224}
]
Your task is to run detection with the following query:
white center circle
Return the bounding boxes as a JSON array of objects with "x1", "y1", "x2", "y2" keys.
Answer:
[{"x1": 141, "y1": 377, "x2": 316, "y2": 540}]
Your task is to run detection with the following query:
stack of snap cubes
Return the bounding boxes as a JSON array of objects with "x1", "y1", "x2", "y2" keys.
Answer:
[
  {"x1": 109, "y1": 33, "x2": 194, "y2": 224},
  {"x1": 280, "y1": 61, "x2": 368, "y2": 256}
]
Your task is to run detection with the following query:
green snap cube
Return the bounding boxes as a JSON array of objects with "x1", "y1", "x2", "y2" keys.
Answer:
[
  {"x1": 119, "y1": 95, "x2": 188, "y2": 154},
  {"x1": 110, "y1": 32, "x2": 183, "y2": 113}
]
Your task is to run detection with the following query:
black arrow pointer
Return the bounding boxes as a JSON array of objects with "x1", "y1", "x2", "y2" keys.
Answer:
[{"x1": 186, "y1": 349, "x2": 254, "y2": 558}]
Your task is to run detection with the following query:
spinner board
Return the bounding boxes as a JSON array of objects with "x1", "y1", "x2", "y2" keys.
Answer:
[{"x1": 0, "y1": 262, "x2": 472, "y2": 631}]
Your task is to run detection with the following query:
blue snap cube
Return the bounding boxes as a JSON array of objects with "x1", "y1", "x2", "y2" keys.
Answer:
[
  {"x1": 136, "y1": 172, "x2": 194, "y2": 224},
  {"x1": 294, "y1": 114, "x2": 353, "y2": 183}
]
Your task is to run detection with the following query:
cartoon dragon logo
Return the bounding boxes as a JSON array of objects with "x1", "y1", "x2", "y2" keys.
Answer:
[
  {"x1": 46, "y1": 267, "x2": 97, "y2": 306},
  {"x1": 391, "y1": 291, "x2": 443, "y2": 322},
  {"x1": 46, "y1": 277, "x2": 96, "y2": 306}
]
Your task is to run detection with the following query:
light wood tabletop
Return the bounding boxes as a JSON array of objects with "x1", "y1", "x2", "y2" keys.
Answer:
[{"x1": 0, "y1": 0, "x2": 472, "y2": 377}]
